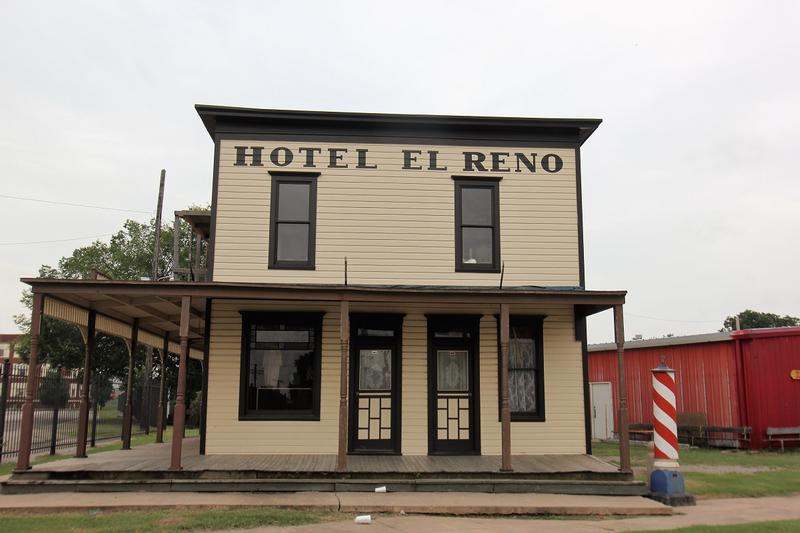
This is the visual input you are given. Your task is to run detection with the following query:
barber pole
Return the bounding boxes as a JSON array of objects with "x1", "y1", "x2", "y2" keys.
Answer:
[
  {"x1": 652, "y1": 358, "x2": 679, "y2": 469},
  {"x1": 648, "y1": 355, "x2": 694, "y2": 505}
]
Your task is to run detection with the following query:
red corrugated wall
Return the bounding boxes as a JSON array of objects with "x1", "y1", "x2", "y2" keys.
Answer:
[
  {"x1": 737, "y1": 330, "x2": 800, "y2": 448},
  {"x1": 589, "y1": 341, "x2": 742, "y2": 433}
]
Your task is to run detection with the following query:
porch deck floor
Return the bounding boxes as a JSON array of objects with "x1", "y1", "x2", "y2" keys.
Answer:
[{"x1": 27, "y1": 438, "x2": 618, "y2": 475}]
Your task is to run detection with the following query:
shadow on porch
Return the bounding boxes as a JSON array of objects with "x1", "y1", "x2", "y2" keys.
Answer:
[{"x1": 3, "y1": 437, "x2": 645, "y2": 496}]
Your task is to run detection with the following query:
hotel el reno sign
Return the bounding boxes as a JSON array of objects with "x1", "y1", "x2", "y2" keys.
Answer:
[{"x1": 233, "y1": 146, "x2": 565, "y2": 174}]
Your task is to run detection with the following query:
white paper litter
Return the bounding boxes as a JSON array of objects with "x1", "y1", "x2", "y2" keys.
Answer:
[
  {"x1": 354, "y1": 514, "x2": 372, "y2": 524},
  {"x1": 374, "y1": 486, "x2": 387, "y2": 493}
]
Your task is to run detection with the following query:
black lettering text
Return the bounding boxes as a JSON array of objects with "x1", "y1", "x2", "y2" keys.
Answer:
[
  {"x1": 463, "y1": 151, "x2": 486, "y2": 172},
  {"x1": 234, "y1": 146, "x2": 263, "y2": 166},
  {"x1": 270, "y1": 147, "x2": 293, "y2": 167},
  {"x1": 356, "y1": 148, "x2": 377, "y2": 169},
  {"x1": 328, "y1": 148, "x2": 348, "y2": 168},
  {"x1": 541, "y1": 154, "x2": 563, "y2": 173},
  {"x1": 402, "y1": 150, "x2": 422, "y2": 170},
  {"x1": 298, "y1": 147, "x2": 322, "y2": 167},
  {"x1": 491, "y1": 152, "x2": 510, "y2": 172},
  {"x1": 428, "y1": 150, "x2": 447, "y2": 171},
  {"x1": 514, "y1": 152, "x2": 537, "y2": 173}
]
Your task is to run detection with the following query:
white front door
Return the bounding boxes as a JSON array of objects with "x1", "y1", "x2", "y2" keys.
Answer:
[{"x1": 590, "y1": 382, "x2": 614, "y2": 440}]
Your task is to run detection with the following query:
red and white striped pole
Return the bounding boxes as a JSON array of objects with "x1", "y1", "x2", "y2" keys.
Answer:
[{"x1": 652, "y1": 357, "x2": 679, "y2": 469}]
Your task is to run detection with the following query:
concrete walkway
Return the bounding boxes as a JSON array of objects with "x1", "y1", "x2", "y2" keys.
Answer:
[
  {"x1": 232, "y1": 494, "x2": 800, "y2": 533},
  {"x1": 0, "y1": 491, "x2": 667, "y2": 517}
]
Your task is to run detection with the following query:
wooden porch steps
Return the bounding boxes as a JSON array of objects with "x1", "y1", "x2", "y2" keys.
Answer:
[
  {"x1": 9, "y1": 467, "x2": 633, "y2": 482},
  {"x1": 1, "y1": 476, "x2": 647, "y2": 496}
]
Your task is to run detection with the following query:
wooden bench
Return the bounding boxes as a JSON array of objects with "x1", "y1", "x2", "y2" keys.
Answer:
[
  {"x1": 629, "y1": 423, "x2": 654, "y2": 441},
  {"x1": 678, "y1": 412, "x2": 708, "y2": 446},
  {"x1": 766, "y1": 427, "x2": 800, "y2": 452},
  {"x1": 625, "y1": 422, "x2": 752, "y2": 449},
  {"x1": 704, "y1": 426, "x2": 752, "y2": 448}
]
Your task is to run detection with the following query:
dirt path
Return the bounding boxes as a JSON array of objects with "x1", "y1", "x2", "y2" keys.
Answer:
[{"x1": 231, "y1": 494, "x2": 800, "y2": 533}]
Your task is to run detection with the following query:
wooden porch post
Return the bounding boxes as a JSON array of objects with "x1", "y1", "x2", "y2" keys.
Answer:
[
  {"x1": 15, "y1": 292, "x2": 44, "y2": 472},
  {"x1": 122, "y1": 318, "x2": 139, "y2": 450},
  {"x1": 336, "y1": 300, "x2": 349, "y2": 472},
  {"x1": 173, "y1": 213, "x2": 181, "y2": 281},
  {"x1": 75, "y1": 310, "x2": 96, "y2": 457},
  {"x1": 170, "y1": 296, "x2": 191, "y2": 471},
  {"x1": 199, "y1": 298, "x2": 212, "y2": 455},
  {"x1": 614, "y1": 304, "x2": 631, "y2": 473},
  {"x1": 499, "y1": 303, "x2": 512, "y2": 471},
  {"x1": 156, "y1": 334, "x2": 168, "y2": 444}
]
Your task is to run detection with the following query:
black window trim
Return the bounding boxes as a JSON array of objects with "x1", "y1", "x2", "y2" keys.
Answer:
[
  {"x1": 453, "y1": 176, "x2": 501, "y2": 273},
  {"x1": 268, "y1": 171, "x2": 320, "y2": 270},
  {"x1": 496, "y1": 314, "x2": 546, "y2": 422},
  {"x1": 238, "y1": 311, "x2": 325, "y2": 421}
]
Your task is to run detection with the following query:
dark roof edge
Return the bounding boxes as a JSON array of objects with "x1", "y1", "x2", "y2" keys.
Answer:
[
  {"x1": 194, "y1": 104, "x2": 602, "y2": 146},
  {"x1": 21, "y1": 278, "x2": 625, "y2": 304},
  {"x1": 589, "y1": 332, "x2": 732, "y2": 352}
]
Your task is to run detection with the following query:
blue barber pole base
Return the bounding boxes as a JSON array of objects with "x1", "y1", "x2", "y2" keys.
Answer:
[{"x1": 649, "y1": 469, "x2": 696, "y2": 506}]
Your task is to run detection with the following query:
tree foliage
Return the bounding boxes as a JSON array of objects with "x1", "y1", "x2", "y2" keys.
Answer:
[
  {"x1": 14, "y1": 211, "x2": 208, "y2": 395},
  {"x1": 38, "y1": 369, "x2": 70, "y2": 409},
  {"x1": 722, "y1": 309, "x2": 800, "y2": 331}
]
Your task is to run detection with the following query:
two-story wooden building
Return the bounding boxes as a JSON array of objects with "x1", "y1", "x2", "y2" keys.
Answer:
[{"x1": 9, "y1": 106, "x2": 634, "y2": 493}]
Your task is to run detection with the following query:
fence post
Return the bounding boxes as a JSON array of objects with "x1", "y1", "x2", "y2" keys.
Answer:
[
  {"x1": 49, "y1": 404, "x2": 59, "y2": 456},
  {"x1": 0, "y1": 359, "x2": 11, "y2": 462},
  {"x1": 91, "y1": 376, "x2": 98, "y2": 448},
  {"x1": 143, "y1": 348, "x2": 152, "y2": 434}
]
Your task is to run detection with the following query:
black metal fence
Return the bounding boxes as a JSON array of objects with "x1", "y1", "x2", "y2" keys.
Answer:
[{"x1": 0, "y1": 361, "x2": 155, "y2": 463}]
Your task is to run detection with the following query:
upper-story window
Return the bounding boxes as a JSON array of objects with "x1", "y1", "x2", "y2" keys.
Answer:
[
  {"x1": 268, "y1": 172, "x2": 319, "y2": 270},
  {"x1": 454, "y1": 178, "x2": 501, "y2": 272}
]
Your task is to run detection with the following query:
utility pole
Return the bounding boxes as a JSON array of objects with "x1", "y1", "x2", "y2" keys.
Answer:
[
  {"x1": 143, "y1": 169, "x2": 166, "y2": 434},
  {"x1": 152, "y1": 169, "x2": 166, "y2": 280}
]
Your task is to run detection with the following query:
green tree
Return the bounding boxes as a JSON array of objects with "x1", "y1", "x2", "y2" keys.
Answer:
[
  {"x1": 38, "y1": 369, "x2": 70, "y2": 409},
  {"x1": 722, "y1": 309, "x2": 800, "y2": 331},
  {"x1": 90, "y1": 376, "x2": 115, "y2": 408},
  {"x1": 14, "y1": 210, "x2": 208, "y2": 385}
]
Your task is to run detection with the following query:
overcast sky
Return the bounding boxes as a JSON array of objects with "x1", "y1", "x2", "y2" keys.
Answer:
[{"x1": 1, "y1": 1, "x2": 798, "y2": 343}]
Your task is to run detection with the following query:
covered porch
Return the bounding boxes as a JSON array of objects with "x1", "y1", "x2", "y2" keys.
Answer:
[
  {"x1": 11, "y1": 279, "x2": 634, "y2": 483},
  {"x1": 5, "y1": 437, "x2": 645, "y2": 495}
]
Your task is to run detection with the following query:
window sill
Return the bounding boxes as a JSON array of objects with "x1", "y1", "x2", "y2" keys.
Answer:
[
  {"x1": 456, "y1": 265, "x2": 501, "y2": 273},
  {"x1": 498, "y1": 414, "x2": 546, "y2": 423},
  {"x1": 239, "y1": 412, "x2": 321, "y2": 421},
  {"x1": 268, "y1": 263, "x2": 316, "y2": 270}
]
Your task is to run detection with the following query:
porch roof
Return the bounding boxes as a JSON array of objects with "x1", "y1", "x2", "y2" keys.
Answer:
[
  {"x1": 23, "y1": 277, "x2": 624, "y2": 308},
  {"x1": 21, "y1": 278, "x2": 625, "y2": 355}
]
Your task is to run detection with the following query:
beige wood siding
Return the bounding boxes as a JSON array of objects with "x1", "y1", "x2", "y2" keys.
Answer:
[
  {"x1": 212, "y1": 141, "x2": 578, "y2": 287},
  {"x1": 478, "y1": 305, "x2": 587, "y2": 455},
  {"x1": 206, "y1": 299, "x2": 342, "y2": 454},
  {"x1": 206, "y1": 300, "x2": 585, "y2": 456},
  {"x1": 42, "y1": 297, "x2": 198, "y2": 358}
]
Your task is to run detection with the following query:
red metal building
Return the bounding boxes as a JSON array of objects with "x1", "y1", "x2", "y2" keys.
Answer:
[{"x1": 589, "y1": 327, "x2": 800, "y2": 449}]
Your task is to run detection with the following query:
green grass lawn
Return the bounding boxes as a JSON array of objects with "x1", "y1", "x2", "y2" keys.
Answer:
[
  {"x1": 593, "y1": 440, "x2": 800, "y2": 498},
  {"x1": 0, "y1": 427, "x2": 199, "y2": 477},
  {"x1": 631, "y1": 519, "x2": 800, "y2": 532},
  {"x1": 0, "y1": 507, "x2": 338, "y2": 533}
]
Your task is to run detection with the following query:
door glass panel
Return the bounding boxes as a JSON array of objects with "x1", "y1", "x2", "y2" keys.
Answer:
[
  {"x1": 359, "y1": 349, "x2": 391, "y2": 390},
  {"x1": 437, "y1": 350, "x2": 469, "y2": 391}
]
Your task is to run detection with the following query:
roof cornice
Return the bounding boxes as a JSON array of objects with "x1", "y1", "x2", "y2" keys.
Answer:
[{"x1": 195, "y1": 104, "x2": 602, "y2": 147}]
